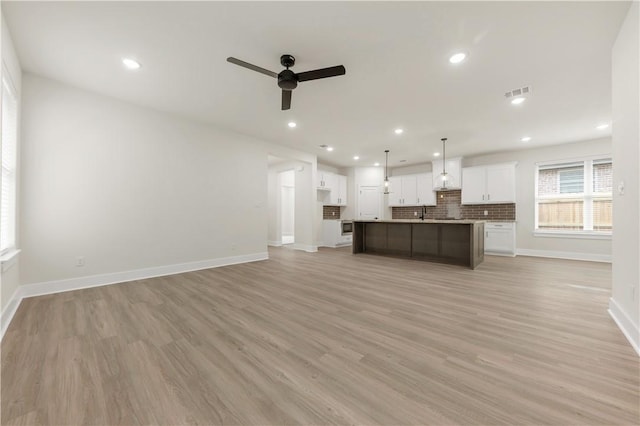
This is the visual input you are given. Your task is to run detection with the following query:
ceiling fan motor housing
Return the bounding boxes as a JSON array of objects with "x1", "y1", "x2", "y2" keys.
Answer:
[{"x1": 278, "y1": 69, "x2": 298, "y2": 90}]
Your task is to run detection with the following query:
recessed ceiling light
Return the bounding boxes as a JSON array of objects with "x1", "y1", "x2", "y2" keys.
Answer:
[
  {"x1": 353, "y1": 156, "x2": 360, "y2": 160},
  {"x1": 521, "y1": 136, "x2": 532, "y2": 142},
  {"x1": 394, "y1": 128, "x2": 404, "y2": 135},
  {"x1": 596, "y1": 123, "x2": 609, "y2": 130},
  {"x1": 326, "y1": 146, "x2": 334, "y2": 152},
  {"x1": 449, "y1": 52, "x2": 467, "y2": 64},
  {"x1": 511, "y1": 97, "x2": 526, "y2": 105},
  {"x1": 374, "y1": 162, "x2": 380, "y2": 167},
  {"x1": 433, "y1": 152, "x2": 441, "y2": 157},
  {"x1": 287, "y1": 122, "x2": 297, "y2": 128},
  {"x1": 122, "y1": 58, "x2": 141, "y2": 70}
]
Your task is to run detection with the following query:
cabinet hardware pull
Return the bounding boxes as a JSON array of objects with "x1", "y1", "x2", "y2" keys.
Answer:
[
  {"x1": 482, "y1": 194, "x2": 484, "y2": 200},
  {"x1": 488, "y1": 194, "x2": 490, "y2": 200}
]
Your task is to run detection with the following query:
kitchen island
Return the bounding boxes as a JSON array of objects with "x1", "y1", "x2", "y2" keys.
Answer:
[{"x1": 353, "y1": 219, "x2": 485, "y2": 269}]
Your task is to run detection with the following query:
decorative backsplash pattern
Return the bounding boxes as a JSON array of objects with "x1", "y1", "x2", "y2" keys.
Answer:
[
  {"x1": 392, "y1": 190, "x2": 516, "y2": 221},
  {"x1": 323, "y1": 206, "x2": 341, "y2": 219}
]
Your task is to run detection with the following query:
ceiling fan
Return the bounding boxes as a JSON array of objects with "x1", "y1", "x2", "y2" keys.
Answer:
[{"x1": 226, "y1": 54, "x2": 346, "y2": 110}]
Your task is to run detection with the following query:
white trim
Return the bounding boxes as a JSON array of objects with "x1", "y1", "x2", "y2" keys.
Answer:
[
  {"x1": 0, "y1": 252, "x2": 268, "y2": 341},
  {"x1": 608, "y1": 297, "x2": 640, "y2": 356},
  {"x1": 292, "y1": 243, "x2": 318, "y2": 253},
  {"x1": 533, "y1": 231, "x2": 612, "y2": 240},
  {"x1": 516, "y1": 248, "x2": 611, "y2": 263},
  {"x1": 0, "y1": 248, "x2": 20, "y2": 272},
  {"x1": 268, "y1": 240, "x2": 283, "y2": 247},
  {"x1": 1, "y1": 285, "x2": 22, "y2": 340},
  {"x1": 485, "y1": 251, "x2": 516, "y2": 257}
]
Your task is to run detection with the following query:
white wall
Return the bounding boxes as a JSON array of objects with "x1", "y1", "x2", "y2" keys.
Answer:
[
  {"x1": 20, "y1": 74, "x2": 270, "y2": 285},
  {"x1": 279, "y1": 170, "x2": 295, "y2": 237},
  {"x1": 610, "y1": 1, "x2": 639, "y2": 355},
  {"x1": 1, "y1": 15, "x2": 22, "y2": 315}
]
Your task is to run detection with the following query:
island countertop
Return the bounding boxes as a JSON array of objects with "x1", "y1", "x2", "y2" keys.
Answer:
[
  {"x1": 353, "y1": 220, "x2": 485, "y2": 269},
  {"x1": 354, "y1": 219, "x2": 486, "y2": 224}
]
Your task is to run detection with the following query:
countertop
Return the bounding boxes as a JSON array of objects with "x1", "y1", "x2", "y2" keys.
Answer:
[{"x1": 354, "y1": 219, "x2": 486, "y2": 224}]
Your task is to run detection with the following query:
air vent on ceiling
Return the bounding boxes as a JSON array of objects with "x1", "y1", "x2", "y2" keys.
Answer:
[{"x1": 504, "y1": 85, "x2": 531, "y2": 99}]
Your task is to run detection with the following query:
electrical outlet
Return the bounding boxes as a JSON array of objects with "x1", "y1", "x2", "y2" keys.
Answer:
[
  {"x1": 332, "y1": 211, "x2": 335, "y2": 216},
  {"x1": 75, "y1": 256, "x2": 85, "y2": 267},
  {"x1": 484, "y1": 210, "x2": 488, "y2": 216},
  {"x1": 414, "y1": 211, "x2": 418, "y2": 216}
]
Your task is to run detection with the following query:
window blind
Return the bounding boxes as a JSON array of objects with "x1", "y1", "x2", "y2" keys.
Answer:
[{"x1": 1, "y1": 76, "x2": 18, "y2": 253}]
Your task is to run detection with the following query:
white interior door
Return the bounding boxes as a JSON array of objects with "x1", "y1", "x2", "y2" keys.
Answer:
[{"x1": 358, "y1": 185, "x2": 381, "y2": 220}]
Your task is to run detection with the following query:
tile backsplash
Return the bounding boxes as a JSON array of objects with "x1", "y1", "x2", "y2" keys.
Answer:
[
  {"x1": 323, "y1": 206, "x2": 341, "y2": 219},
  {"x1": 392, "y1": 190, "x2": 515, "y2": 221}
]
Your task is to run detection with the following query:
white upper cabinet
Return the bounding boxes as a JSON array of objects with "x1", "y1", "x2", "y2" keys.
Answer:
[
  {"x1": 330, "y1": 174, "x2": 348, "y2": 206},
  {"x1": 388, "y1": 176, "x2": 404, "y2": 206},
  {"x1": 416, "y1": 173, "x2": 436, "y2": 206},
  {"x1": 461, "y1": 163, "x2": 516, "y2": 204},
  {"x1": 388, "y1": 173, "x2": 435, "y2": 206},
  {"x1": 320, "y1": 172, "x2": 347, "y2": 206},
  {"x1": 432, "y1": 157, "x2": 462, "y2": 190},
  {"x1": 317, "y1": 171, "x2": 330, "y2": 189}
]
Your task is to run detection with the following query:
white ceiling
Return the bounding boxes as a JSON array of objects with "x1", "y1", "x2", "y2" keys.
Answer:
[{"x1": 3, "y1": 1, "x2": 629, "y2": 168}]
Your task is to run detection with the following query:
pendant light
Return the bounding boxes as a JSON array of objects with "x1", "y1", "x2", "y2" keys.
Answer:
[
  {"x1": 436, "y1": 137, "x2": 449, "y2": 190},
  {"x1": 383, "y1": 149, "x2": 390, "y2": 194}
]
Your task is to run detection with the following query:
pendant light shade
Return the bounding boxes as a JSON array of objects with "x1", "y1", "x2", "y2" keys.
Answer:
[
  {"x1": 436, "y1": 138, "x2": 449, "y2": 190},
  {"x1": 383, "y1": 149, "x2": 390, "y2": 194}
]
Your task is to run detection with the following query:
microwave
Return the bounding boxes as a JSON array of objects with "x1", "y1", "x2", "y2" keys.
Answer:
[{"x1": 341, "y1": 220, "x2": 353, "y2": 235}]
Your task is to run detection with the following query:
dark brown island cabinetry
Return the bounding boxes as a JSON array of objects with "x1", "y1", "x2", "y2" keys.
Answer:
[{"x1": 353, "y1": 220, "x2": 485, "y2": 269}]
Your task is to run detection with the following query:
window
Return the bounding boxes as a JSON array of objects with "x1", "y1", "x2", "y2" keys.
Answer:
[
  {"x1": 1, "y1": 74, "x2": 18, "y2": 254},
  {"x1": 535, "y1": 157, "x2": 612, "y2": 235}
]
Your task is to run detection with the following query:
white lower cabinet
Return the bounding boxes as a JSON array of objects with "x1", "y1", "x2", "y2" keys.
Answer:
[
  {"x1": 322, "y1": 220, "x2": 352, "y2": 247},
  {"x1": 484, "y1": 222, "x2": 516, "y2": 256}
]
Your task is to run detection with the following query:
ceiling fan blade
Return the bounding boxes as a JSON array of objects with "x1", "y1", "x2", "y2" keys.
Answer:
[
  {"x1": 226, "y1": 57, "x2": 277, "y2": 78},
  {"x1": 282, "y1": 90, "x2": 292, "y2": 110},
  {"x1": 297, "y1": 65, "x2": 346, "y2": 82}
]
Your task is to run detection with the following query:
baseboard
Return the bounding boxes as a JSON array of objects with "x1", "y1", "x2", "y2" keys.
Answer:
[
  {"x1": 485, "y1": 251, "x2": 516, "y2": 257},
  {"x1": 1, "y1": 285, "x2": 23, "y2": 340},
  {"x1": 268, "y1": 240, "x2": 282, "y2": 247},
  {"x1": 608, "y1": 297, "x2": 640, "y2": 356},
  {"x1": 0, "y1": 251, "x2": 268, "y2": 341},
  {"x1": 292, "y1": 243, "x2": 318, "y2": 253},
  {"x1": 516, "y1": 248, "x2": 611, "y2": 263}
]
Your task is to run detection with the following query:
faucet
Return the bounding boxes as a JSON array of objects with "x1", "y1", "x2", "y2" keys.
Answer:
[{"x1": 419, "y1": 205, "x2": 427, "y2": 221}]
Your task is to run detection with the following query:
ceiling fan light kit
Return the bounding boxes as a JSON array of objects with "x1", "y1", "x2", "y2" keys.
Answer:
[{"x1": 227, "y1": 54, "x2": 346, "y2": 110}]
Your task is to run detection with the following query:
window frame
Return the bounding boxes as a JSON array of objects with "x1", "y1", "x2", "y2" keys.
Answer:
[
  {"x1": 534, "y1": 155, "x2": 612, "y2": 238},
  {"x1": 1, "y1": 66, "x2": 19, "y2": 257}
]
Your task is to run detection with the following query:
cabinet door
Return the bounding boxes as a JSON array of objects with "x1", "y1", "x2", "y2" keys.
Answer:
[
  {"x1": 485, "y1": 229, "x2": 515, "y2": 254},
  {"x1": 416, "y1": 173, "x2": 436, "y2": 205},
  {"x1": 324, "y1": 173, "x2": 339, "y2": 205},
  {"x1": 486, "y1": 164, "x2": 515, "y2": 203},
  {"x1": 317, "y1": 172, "x2": 326, "y2": 189},
  {"x1": 401, "y1": 175, "x2": 417, "y2": 205},
  {"x1": 337, "y1": 175, "x2": 348, "y2": 205},
  {"x1": 388, "y1": 176, "x2": 403, "y2": 206},
  {"x1": 461, "y1": 167, "x2": 487, "y2": 204}
]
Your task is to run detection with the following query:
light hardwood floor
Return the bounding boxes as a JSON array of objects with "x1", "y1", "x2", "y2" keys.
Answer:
[{"x1": 2, "y1": 247, "x2": 639, "y2": 425}]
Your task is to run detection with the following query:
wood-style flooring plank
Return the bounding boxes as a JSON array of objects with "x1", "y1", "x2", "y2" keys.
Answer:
[{"x1": 2, "y1": 247, "x2": 639, "y2": 425}]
